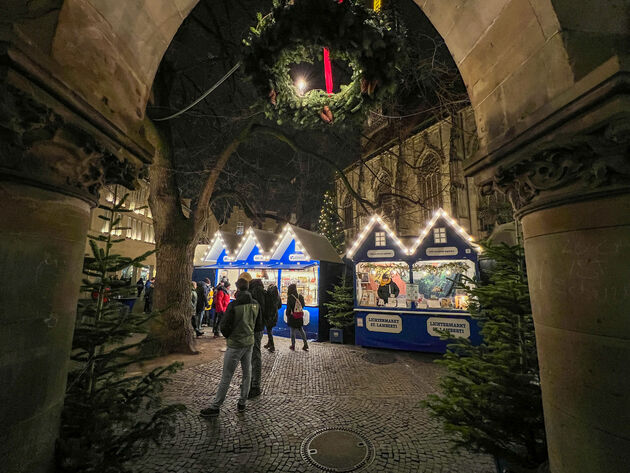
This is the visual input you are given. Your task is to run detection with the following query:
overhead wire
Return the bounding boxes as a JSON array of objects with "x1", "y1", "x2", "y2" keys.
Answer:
[{"x1": 152, "y1": 62, "x2": 242, "y2": 121}]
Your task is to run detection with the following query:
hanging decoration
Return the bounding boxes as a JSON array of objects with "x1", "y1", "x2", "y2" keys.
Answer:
[
  {"x1": 412, "y1": 262, "x2": 471, "y2": 276},
  {"x1": 242, "y1": 0, "x2": 405, "y2": 128}
]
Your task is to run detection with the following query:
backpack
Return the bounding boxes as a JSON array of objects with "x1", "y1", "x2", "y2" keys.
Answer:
[{"x1": 291, "y1": 294, "x2": 304, "y2": 319}]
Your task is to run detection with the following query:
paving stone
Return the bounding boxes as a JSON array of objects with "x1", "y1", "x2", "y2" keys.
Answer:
[{"x1": 131, "y1": 338, "x2": 495, "y2": 473}]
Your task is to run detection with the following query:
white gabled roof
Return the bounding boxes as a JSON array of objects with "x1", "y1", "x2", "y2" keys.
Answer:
[
  {"x1": 346, "y1": 215, "x2": 407, "y2": 258},
  {"x1": 407, "y1": 208, "x2": 479, "y2": 255}
]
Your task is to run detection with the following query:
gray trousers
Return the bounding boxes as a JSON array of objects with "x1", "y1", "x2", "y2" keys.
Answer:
[
  {"x1": 251, "y1": 331, "x2": 263, "y2": 390},
  {"x1": 210, "y1": 345, "x2": 253, "y2": 408},
  {"x1": 290, "y1": 326, "x2": 308, "y2": 347}
]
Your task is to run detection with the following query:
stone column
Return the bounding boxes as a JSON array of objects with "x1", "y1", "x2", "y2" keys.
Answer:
[
  {"x1": 0, "y1": 45, "x2": 150, "y2": 472},
  {"x1": 0, "y1": 182, "x2": 91, "y2": 473},
  {"x1": 494, "y1": 119, "x2": 630, "y2": 473}
]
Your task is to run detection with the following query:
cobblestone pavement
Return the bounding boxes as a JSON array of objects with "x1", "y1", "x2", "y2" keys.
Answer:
[{"x1": 133, "y1": 337, "x2": 495, "y2": 473}]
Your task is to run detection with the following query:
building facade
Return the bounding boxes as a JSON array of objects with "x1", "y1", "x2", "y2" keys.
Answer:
[
  {"x1": 84, "y1": 182, "x2": 157, "y2": 281},
  {"x1": 336, "y1": 107, "x2": 513, "y2": 247}
]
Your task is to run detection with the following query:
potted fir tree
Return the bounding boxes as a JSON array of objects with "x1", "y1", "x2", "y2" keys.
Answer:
[
  {"x1": 323, "y1": 277, "x2": 355, "y2": 344},
  {"x1": 423, "y1": 242, "x2": 548, "y2": 473},
  {"x1": 57, "y1": 192, "x2": 185, "y2": 473}
]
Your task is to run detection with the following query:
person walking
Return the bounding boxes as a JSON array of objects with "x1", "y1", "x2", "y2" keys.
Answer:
[
  {"x1": 136, "y1": 277, "x2": 144, "y2": 297},
  {"x1": 248, "y1": 279, "x2": 266, "y2": 399},
  {"x1": 191, "y1": 281, "x2": 198, "y2": 334},
  {"x1": 200, "y1": 277, "x2": 260, "y2": 417},
  {"x1": 143, "y1": 278, "x2": 154, "y2": 313},
  {"x1": 194, "y1": 281, "x2": 207, "y2": 337},
  {"x1": 264, "y1": 284, "x2": 281, "y2": 353},
  {"x1": 213, "y1": 281, "x2": 230, "y2": 337},
  {"x1": 204, "y1": 277, "x2": 214, "y2": 327},
  {"x1": 286, "y1": 284, "x2": 308, "y2": 351}
]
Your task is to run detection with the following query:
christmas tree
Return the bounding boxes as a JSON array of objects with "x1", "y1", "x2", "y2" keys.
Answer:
[
  {"x1": 57, "y1": 191, "x2": 185, "y2": 473},
  {"x1": 317, "y1": 189, "x2": 345, "y2": 253},
  {"x1": 423, "y1": 242, "x2": 547, "y2": 471},
  {"x1": 323, "y1": 276, "x2": 355, "y2": 329}
]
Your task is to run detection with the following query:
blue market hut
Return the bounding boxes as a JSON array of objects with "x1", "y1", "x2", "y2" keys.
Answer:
[
  {"x1": 347, "y1": 209, "x2": 483, "y2": 353},
  {"x1": 194, "y1": 225, "x2": 343, "y2": 341}
]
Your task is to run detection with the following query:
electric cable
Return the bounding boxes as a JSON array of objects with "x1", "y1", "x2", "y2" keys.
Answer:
[{"x1": 152, "y1": 62, "x2": 241, "y2": 121}]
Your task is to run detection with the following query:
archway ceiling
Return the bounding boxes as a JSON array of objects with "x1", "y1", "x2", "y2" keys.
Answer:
[
  {"x1": 51, "y1": 0, "x2": 199, "y2": 133},
  {"x1": 35, "y1": 0, "x2": 626, "y2": 161}
]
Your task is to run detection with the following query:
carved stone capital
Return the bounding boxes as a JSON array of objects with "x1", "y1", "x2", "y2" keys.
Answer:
[
  {"x1": 493, "y1": 119, "x2": 630, "y2": 217},
  {"x1": 0, "y1": 42, "x2": 151, "y2": 205}
]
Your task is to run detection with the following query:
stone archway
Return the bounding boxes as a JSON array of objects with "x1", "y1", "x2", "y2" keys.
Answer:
[{"x1": 1, "y1": 1, "x2": 628, "y2": 472}]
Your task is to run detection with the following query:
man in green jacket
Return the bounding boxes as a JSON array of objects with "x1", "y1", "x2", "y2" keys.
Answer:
[{"x1": 200, "y1": 278, "x2": 259, "y2": 417}]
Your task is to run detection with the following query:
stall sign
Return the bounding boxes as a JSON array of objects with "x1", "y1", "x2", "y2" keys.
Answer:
[
  {"x1": 289, "y1": 253, "x2": 308, "y2": 261},
  {"x1": 253, "y1": 254, "x2": 266, "y2": 262},
  {"x1": 367, "y1": 249, "x2": 395, "y2": 258},
  {"x1": 427, "y1": 317, "x2": 470, "y2": 338},
  {"x1": 426, "y1": 247, "x2": 458, "y2": 257},
  {"x1": 366, "y1": 313, "x2": 402, "y2": 333},
  {"x1": 224, "y1": 255, "x2": 236, "y2": 262}
]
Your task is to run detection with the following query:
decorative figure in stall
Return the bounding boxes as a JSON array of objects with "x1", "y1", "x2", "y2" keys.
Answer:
[{"x1": 377, "y1": 273, "x2": 400, "y2": 306}]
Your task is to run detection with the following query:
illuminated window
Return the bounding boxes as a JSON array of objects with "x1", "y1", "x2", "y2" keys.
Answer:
[
  {"x1": 375, "y1": 231, "x2": 386, "y2": 247},
  {"x1": 434, "y1": 227, "x2": 447, "y2": 244},
  {"x1": 236, "y1": 222, "x2": 244, "y2": 235}
]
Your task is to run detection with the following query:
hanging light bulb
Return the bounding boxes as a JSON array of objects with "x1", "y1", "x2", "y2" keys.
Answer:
[{"x1": 296, "y1": 78, "x2": 307, "y2": 95}]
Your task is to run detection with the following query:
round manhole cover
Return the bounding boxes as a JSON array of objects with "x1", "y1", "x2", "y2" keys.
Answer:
[
  {"x1": 363, "y1": 352, "x2": 397, "y2": 365},
  {"x1": 301, "y1": 428, "x2": 375, "y2": 472}
]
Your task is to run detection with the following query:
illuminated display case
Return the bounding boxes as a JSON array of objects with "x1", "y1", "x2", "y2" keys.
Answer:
[
  {"x1": 194, "y1": 225, "x2": 342, "y2": 341},
  {"x1": 355, "y1": 261, "x2": 410, "y2": 308},
  {"x1": 348, "y1": 209, "x2": 483, "y2": 353},
  {"x1": 280, "y1": 267, "x2": 318, "y2": 306}
]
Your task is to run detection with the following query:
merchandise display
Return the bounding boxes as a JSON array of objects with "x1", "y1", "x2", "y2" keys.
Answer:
[
  {"x1": 349, "y1": 210, "x2": 483, "y2": 353},
  {"x1": 194, "y1": 225, "x2": 343, "y2": 340}
]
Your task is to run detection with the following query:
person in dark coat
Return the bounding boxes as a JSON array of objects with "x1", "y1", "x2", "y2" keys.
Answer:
[
  {"x1": 286, "y1": 284, "x2": 308, "y2": 351},
  {"x1": 264, "y1": 284, "x2": 281, "y2": 353},
  {"x1": 377, "y1": 273, "x2": 400, "y2": 304},
  {"x1": 143, "y1": 279, "x2": 154, "y2": 313},
  {"x1": 136, "y1": 278, "x2": 144, "y2": 297},
  {"x1": 247, "y1": 279, "x2": 266, "y2": 398},
  {"x1": 200, "y1": 278, "x2": 259, "y2": 417},
  {"x1": 194, "y1": 281, "x2": 207, "y2": 336}
]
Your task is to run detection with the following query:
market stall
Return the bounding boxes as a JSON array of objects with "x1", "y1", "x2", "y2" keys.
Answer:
[
  {"x1": 348, "y1": 210, "x2": 483, "y2": 353},
  {"x1": 194, "y1": 225, "x2": 343, "y2": 340}
]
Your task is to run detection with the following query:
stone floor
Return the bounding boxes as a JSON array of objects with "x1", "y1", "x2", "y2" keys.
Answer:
[{"x1": 133, "y1": 337, "x2": 495, "y2": 473}]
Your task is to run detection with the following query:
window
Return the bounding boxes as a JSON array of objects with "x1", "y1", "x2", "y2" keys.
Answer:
[
  {"x1": 375, "y1": 231, "x2": 386, "y2": 247},
  {"x1": 417, "y1": 153, "x2": 443, "y2": 224},
  {"x1": 434, "y1": 227, "x2": 447, "y2": 244},
  {"x1": 375, "y1": 173, "x2": 394, "y2": 218},
  {"x1": 236, "y1": 222, "x2": 244, "y2": 235},
  {"x1": 412, "y1": 259, "x2": 475, "y2": 310},
  {"x1": 280, "y1": 267, "x2": 318, "y2": 306},
  {"x1": 343, "y1": 195, "x2": 353, "y2": 229},
  {"x1": 355, "y1": 261, "x2": 410, "y2": 308}
]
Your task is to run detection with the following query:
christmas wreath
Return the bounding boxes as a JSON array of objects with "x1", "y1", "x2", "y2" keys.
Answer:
[{"x1": 242, "y1": 0, "x2": 404, "y2": 128}]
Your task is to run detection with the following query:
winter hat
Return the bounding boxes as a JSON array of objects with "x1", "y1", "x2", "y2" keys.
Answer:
[{"x1": 238, "y1": 272, "x2": 252, "y2": 282}]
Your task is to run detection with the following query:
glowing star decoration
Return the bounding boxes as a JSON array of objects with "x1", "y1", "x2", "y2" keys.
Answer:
[
  {"x1": 406, "y1": 208, "x2": 480, "y2": 255},
  {"x1": 346, "y1": 215, "x2": 408, "y2": 259}
]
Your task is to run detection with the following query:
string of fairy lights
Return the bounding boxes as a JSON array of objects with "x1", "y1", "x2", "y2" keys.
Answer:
[
  {"x1": 203, "y1": 224, "x2": 312, "y2": 263},
  {"x1": 346, "y1": 208, "x2": 480, "y2": 259}
]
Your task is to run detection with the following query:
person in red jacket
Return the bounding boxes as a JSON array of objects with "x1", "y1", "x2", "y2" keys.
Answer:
[{"x1": 213, "y1": 281, "x2": 231, "y2": 338}]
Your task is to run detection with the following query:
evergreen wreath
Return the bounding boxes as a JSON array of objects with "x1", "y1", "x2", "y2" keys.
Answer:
[{"x1": 242, "y1": 0, "x2": 404, "y2": 128}]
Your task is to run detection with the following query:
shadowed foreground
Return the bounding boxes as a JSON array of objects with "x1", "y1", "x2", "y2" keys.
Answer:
[{"x1": 131, "y1": 338, "x2": 494, "y2": 473}]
